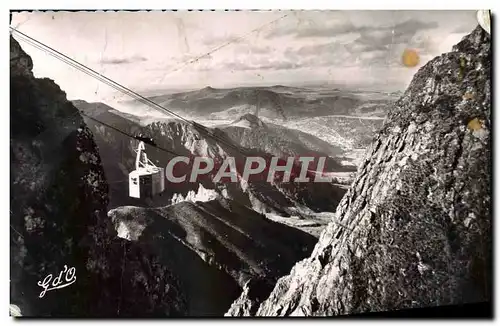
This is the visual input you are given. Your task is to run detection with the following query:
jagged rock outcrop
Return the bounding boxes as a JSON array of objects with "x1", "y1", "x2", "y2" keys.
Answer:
[
  {"x1": 10, "y1": 35, "x2": 186, "y2": 317},
  {"x1": 225, "y1": 278, "x2": 275, "y2": 316},
  {"x1": 228, "y1": 25, "x2": 491, "y2": 316}
]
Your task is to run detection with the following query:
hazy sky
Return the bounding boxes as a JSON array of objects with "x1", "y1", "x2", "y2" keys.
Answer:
[{"x1": 11, "y1": 10, "x2": 477, "y2": 103}]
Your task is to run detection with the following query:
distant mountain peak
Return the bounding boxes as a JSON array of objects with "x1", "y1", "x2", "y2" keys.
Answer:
[{"x1": 230, "y1": 113, "x2": 266, "y2": 129}]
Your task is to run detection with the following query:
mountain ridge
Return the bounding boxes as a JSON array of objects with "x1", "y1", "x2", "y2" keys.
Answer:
[
  {"x1": 108, "y1": 197, "x2": 318, "y2": 315},
  {"x1": 74, "y1": 100, "x2": 349, "y2": 214},
  {"x1": 122, "y1": 85, "x2": 392, "y2": 120}
]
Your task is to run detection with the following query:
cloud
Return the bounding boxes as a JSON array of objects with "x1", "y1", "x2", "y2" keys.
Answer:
[
  {"x1": 285, "y1": 41, "x2": 379, "y2": 68},
  {"x1": 294, "y1": 42, "x2": 343, "y2": 56},
  {"x1": 266, "y1": 23, "x2": 366, "y2": 39},
  {"x1": 355, "y1": 19, "x2": 439, "y2": 47},
  {"x1": 176, "y1": 15, "x2": 443, "y2": 74},
  {"x1": 452, "y1": 23, "x2": 478, "y2": 33},
  {"x1": 251, "y1": 46, "x2": 273, "y2": 54},
  {"x1": 287, "y1": 19, "x2": 439, "y2": 68},
  {"x1": 202, "y1": 34, "x2": 242, "y2": 47},
  {"x1": 193, "y1": 18, "x2": 442, "y2": 74},
  {"x1": 258, "y1": 18, "x2": 441, "y2": 69},
  {"x1": 265, "y1": 18, "x2": 438, "y2": 41},
  {"x1": 99, "y1": 13, "x2": 471, "y2": 85},
  {"x1": 198, "y1": 57, "x2": 306, "y2": 72},
  {"x1": 99, "y1": 55, "x2": 147, "y2": 65},
  {"x1": 233, "y1": 45, "x2": 273, "y2": 55},
  {"x1": 245, "y1": 61, "x2": 302, "y2": 70}
]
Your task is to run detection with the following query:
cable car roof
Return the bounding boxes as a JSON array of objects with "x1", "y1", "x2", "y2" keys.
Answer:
[{"x1": 130, "y1": 167, "x2": 162, "y2": 177}]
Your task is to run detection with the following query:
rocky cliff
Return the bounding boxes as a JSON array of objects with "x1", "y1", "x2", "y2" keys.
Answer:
[
  {"x1": 228, "y1": 25, "x2": 491, "y2": 316},
  {"x1": 10, "y1": 35, "x2": 186, "y2": 317}
]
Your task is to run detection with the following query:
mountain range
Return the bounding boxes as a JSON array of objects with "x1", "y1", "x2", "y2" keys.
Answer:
[
  {"x1": 122, "y1": 85, "x2": 394, "y2": 121},
  {"x1": 73, "y1": 99, "x2": 351, "y2": 214}
]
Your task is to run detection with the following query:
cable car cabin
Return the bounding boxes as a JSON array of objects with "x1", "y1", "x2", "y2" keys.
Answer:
[
  {"x1": 129, "y1": 167, "x2": 165, "y2": 198},
  {"x1": 129, "y1": 141, "x2": 165, "y2": 199}
]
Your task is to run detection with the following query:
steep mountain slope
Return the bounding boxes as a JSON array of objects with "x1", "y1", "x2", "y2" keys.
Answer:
[
  {"x1": 228, "y1": 25, "x2": 491, "y2": 316},
  {"x1": 72, "y1": 100, "x2": 145, "y2": 125},
  {"x1": 217, "y1": 114, "x2": 354, "y2": 172},
  {"x1": 72, "y1": 99, "x2": 148, "y2": 208},
  {"x1": 10, "y1": 36, "x2": 186, "y2": 317},
  {"x1": 108, "y1": 198, "x2": 317, "y2": 315},
  {"x1": 72, "y1": 102, "x2": 348, "y2": 214}
]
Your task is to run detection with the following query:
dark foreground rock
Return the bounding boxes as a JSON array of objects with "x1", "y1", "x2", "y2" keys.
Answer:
[
  {"x1": 229, "y1": 25, "x2": 491, "y2": 316},
  {"x1": 10, "y1": 35, "x2": 186, "y2": 317}
]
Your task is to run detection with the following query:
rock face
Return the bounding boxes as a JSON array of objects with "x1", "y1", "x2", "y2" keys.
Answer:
[
  {"x1": 230, "y1": 26, "x2": 491, "y2": 316},
  {"x1": 10, "y1": 36, "x2": 186, "y2": 317}
]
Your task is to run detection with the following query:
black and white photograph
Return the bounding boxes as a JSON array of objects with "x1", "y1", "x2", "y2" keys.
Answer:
[{"x1": 9, "y1": 8, "x2": 492, "y2": 318}]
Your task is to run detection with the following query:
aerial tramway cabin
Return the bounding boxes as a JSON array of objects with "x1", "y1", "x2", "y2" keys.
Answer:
[{"x1": 129, "y1": 139, "x2": 165, "y2": 199}]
